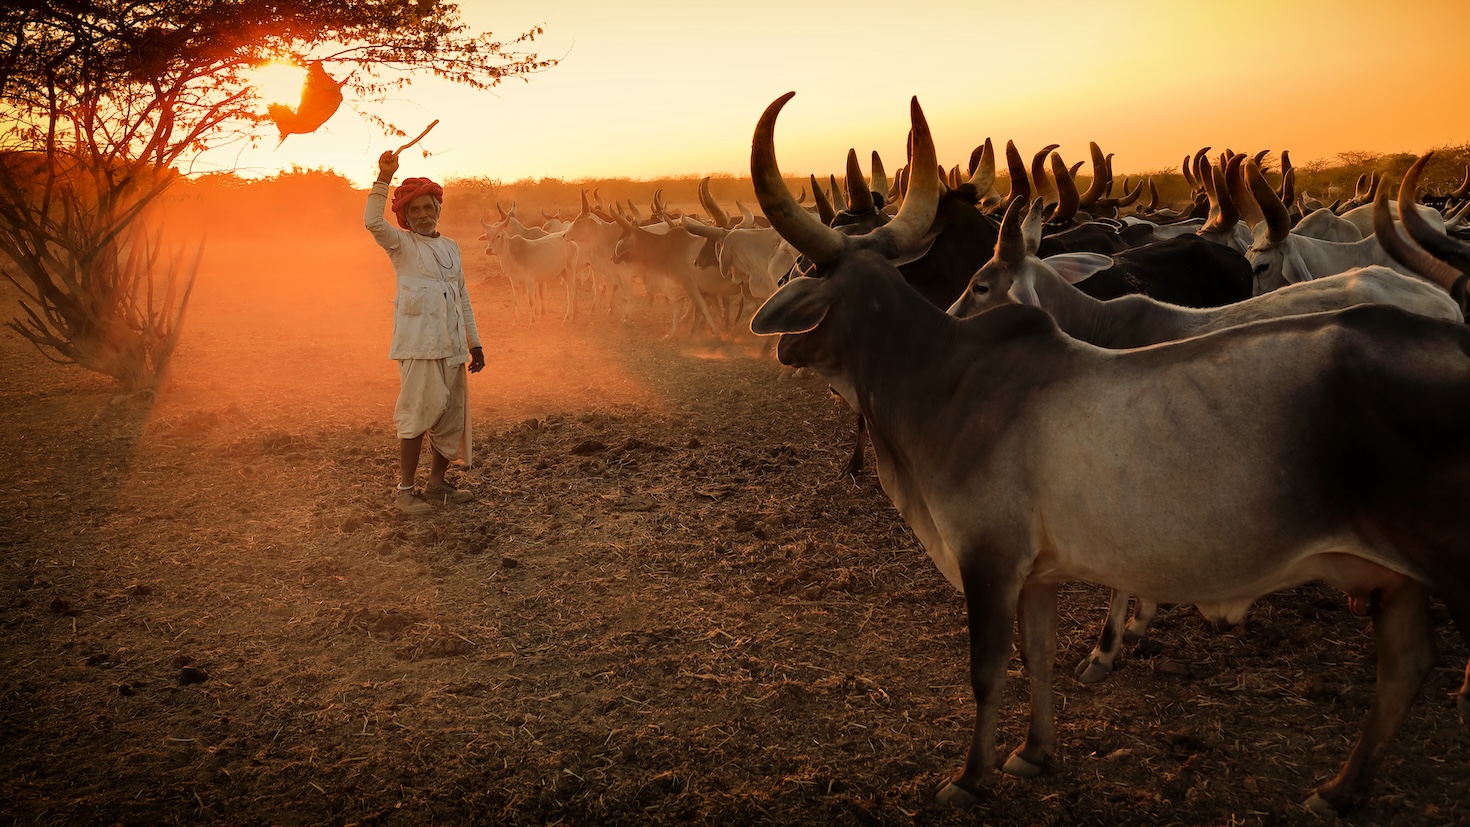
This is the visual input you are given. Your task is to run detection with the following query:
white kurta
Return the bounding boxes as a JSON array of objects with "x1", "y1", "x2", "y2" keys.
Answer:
[{"x1": 365, "y1": 182, "x2": 481, "y2": 466}]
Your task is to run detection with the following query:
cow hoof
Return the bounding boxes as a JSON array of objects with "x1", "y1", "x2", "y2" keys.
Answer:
[
  {"x1": 935, "y1": 780, "x2": 982, "y2": 808},
  {"x1": 1001, "y1": 751, "x2": 1046, "y2": 779},
  {"x1": 1074, "y1": 657, "x2": 1113, "y2": 684},
  {"x1": 1304, "y1": 792, "x2": 1343, "y2": 819}
]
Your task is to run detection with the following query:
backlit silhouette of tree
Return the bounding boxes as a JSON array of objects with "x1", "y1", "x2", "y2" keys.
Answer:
[{"x1": 0, "y1": 1, "x2": 554, "y2": 391}]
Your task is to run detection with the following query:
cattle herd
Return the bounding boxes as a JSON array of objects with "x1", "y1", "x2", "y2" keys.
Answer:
[{"x1": 476, "y1": 92, "x2": 1470, "y2": 817}]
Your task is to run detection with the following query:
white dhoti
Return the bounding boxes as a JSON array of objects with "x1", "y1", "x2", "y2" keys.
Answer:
[{"x1": 395, "y1": 358, "x2": 473, "y2": 468}]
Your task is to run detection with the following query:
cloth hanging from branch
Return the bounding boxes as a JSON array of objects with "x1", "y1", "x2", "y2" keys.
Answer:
[{"x1": 268, "y1": 61, "x2": 346, "y2": 143}]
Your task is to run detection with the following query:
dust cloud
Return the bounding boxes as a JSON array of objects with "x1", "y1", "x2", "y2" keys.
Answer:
[{"x1": 151, "y1": 173, "x2": 682, "y2": 440}]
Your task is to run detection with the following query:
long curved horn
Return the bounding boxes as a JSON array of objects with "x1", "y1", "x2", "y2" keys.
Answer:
[
  {"x1": 736, "y1": 200, "x2": 756, "y2": 229},
  {"x1": 1005, "y1": 140, "x2": 1031, "y2": 206},
  {"x1": 1352, "y1": 173, "x2": 1370, "y2": 203},
  {"x1": 1199, "y1": 156, "x2": 1218, "y2": 204},
  {"x1": 1226, "y1": 154, "x2": 1263, "y2": 229},
  {"x1": 1079, "y1": 142, "x2": 1109, "y2": 208},
  {"x1": 698, "y1": 176, "x2": 730, "y2": 228},
  {"x1": 829, "y1": 174, "x2": 847, "y2": 212},
  {"x1": 967, "y1": 141, "x2": 986, "y2": 175},
  {"x1": 1021, "y1": 197, "x2": 1046, "y2": 255},
  {"x1": 1031, "y1": 144, "x2": 1060, "y2": 204},
  {"x1": 681, "y1": 215, "x2": 727, "y2": 240},
  {"x1": 1452, "y1": 164, "x2": 1470, "y2": 200},
  {"x1": 580, "y1": 189, "x2": 591, "y2": 217},
  {"x1": 751, "y1": 92, "x2": 848, "y2": 263},
  {"x1": 996, "y1": 195, "x2": 1028, "y2": 264},
  {"x1": 1100, "y1": 177, "x2": 1143, "y2": 209},
  {"x1": 1191, "y1": 147, "x2": 1211, "y2": 193},
  {"x1": 609, "y1": 205, "x2": 632, "y2": 231},
  {"x1": 857, "y1": 96, "x2": 940, "y2": 258},
  {"x1": 870, "y1": 152, "x2": 889, "y2": 202},
  {"x1": 1213, "y1": 161, "x2": 1240, "y2": 229},
  {"x1": 1401, "y1": 152, "x2": 1470, "y2": 273},
  {"x1": 1280, "y1": 167, "x2": 1296, "y2": 210},
  {"x1": 1144, "y1": 178, "x2": 1160, "y2": 212},
  {"x1": 967, "y1": 138, "x2": 996, "y2": 193},
  {"x1": 1049, "y1": 152, "x2": 1079, "y2": 225},
  {"x1": 809, "y1": 174, "x2": 835, "y2": 225},
  {"x1": 1247, "y1": 159, "x2": 1289, "y2": 243},
  {"x1": 1181, "y1": 154, "x2": 1198, "y2": 191},
  {"x1": 1376, "y1": 175, "x2": 1464, "y2": 290},
  {"x1": 845, "y1": 148, "x2": 874, "y2": 214}
]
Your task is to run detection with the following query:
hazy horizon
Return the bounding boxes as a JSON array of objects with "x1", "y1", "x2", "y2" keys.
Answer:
[{"x1": 189, "y1": 0, "x2": 1470, "y2": 188}]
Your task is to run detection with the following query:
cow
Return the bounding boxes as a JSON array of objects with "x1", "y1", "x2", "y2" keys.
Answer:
[
  {"x1": 681, "y1": 218, "x2": 793, "y2": 316},
  {"x1": 566, "y1": 190, "x2": 639, "y2": 324},
  {"x1": 949, "y1": 193, "x2": 1464, "y2": 681},
  {"x1": 1244, "y1": 160, "x2": 1425, "y2": 293},
  {"x1": 749, "y1": 90, "x2": 1470, "y2": 818},
  {"x1": 478, "y1": 217, "x2": 581, "y2": 322},
  {"x1": 608, "y1": 211, "x2": 725, "y2": 339},
  {"x1": 1396, "y1": 152, "x2": 1470, "y2": 297}
]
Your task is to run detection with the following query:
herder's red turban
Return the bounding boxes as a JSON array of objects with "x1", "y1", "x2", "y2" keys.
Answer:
[{"x1": 391, "y1": 177, "x2": 444, "y2": 229}]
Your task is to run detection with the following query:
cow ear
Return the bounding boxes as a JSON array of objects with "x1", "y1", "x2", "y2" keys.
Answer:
[
  {"x1": 751, "y1": 276, "x2": 833, "y2": 335},
  {"x1": 1043, "y1": 252, "x2": 1114, "y2": 284},
  {"x1": 1284, "y1": 248, "x2": 1311, "y2": 285}
]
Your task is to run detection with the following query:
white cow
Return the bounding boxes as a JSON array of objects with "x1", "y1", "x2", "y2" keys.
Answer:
[
  {"x1": 479, "y1": 218, "x2": 581, "y2": 322},
  {"x1": 1244, "y1": 160, "x2": 1419, "y2": 293}
]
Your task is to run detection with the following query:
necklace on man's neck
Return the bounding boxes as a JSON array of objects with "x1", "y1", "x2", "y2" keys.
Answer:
[{"x1": 420, "y1": 235, "x2": 454, "y2": 272}]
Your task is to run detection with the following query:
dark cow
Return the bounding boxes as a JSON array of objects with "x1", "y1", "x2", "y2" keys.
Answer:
[{"x1": 1072, "y1": 233, "x2": 1252, "y2": 306}]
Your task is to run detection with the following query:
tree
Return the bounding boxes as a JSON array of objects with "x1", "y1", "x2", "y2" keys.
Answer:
[{"x1": 0, "y1": 1, "x2": 554, "y2": 391}]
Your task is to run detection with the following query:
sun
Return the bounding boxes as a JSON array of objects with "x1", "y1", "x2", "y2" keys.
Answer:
[{"x1": 245, "y1": 60, "x2": 309, "y2": 109}]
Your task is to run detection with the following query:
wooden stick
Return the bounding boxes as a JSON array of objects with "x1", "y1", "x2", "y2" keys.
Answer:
[{"x1": 393, "y1": 119, "x2": 439, "y2": 157}]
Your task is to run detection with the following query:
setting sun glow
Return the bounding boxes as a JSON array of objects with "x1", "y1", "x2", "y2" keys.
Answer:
[
  {"x1": 198, "y1": 0, "x2": 1470, "y2": 187},
  {"x1": 245, "y1": 60, "x2": 308, "y2": 110}
]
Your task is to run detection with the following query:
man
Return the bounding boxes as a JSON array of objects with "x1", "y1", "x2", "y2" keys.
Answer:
[{"x1": 365, "y1": 150, "x2": 484, "y2": 515}]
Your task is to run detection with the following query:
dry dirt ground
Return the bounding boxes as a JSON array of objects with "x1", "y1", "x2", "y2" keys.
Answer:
[{"x1": 3, "y1": 206, "x2": 1470, "y2": 827}]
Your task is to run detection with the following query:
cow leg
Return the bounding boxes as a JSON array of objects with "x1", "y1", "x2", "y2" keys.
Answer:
[
  {"x1": 614, "y1": 271, "x2": 636, "y2": 324},
  {"x1": 842, "y1": 414, "x2": 867, "y2": 477},
  {"x1": 508, "y1": 278, "x2": 524, "y2": 322},
  {"x1": 936, "y1": 567, "x2": 1020, "y2": 807},
  {"x1": 1124, "y1": 598, "x2": 1158, "y2": 644},
  {"x1": 1307, "y1": 579, "x2": 1434, "y2": 817},
  {"x1": 1076, "y1": 588, "x2": 1131, "y2": 683},
  {"x1": 1005, "y1": 582, "x2": 1058, "y2": 777},
  {"x1": 685, "y1": 285, "x2": 725, "y2": 340}
]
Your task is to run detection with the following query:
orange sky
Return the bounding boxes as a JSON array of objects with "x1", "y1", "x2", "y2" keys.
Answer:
[{"x1": 198, "y1": 0, "x2": 1470, "y2": 188}]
